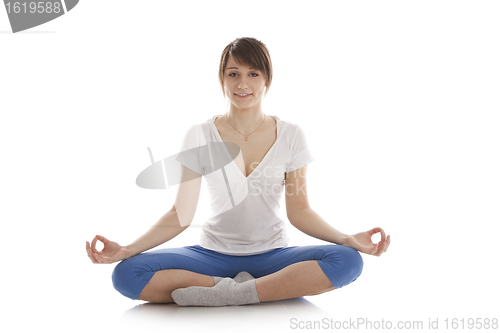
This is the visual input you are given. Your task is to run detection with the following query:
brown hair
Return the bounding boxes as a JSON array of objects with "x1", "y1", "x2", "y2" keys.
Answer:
[{"x1": 218, "y1": 37, "x2": 273, "y2": 98}]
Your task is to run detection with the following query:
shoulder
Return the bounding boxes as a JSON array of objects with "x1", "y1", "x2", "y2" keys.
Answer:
[
  {"x1": 181, "y1": 123, "x2": 203, "y2": 138},
  {"x1": 183, "y1": 118, "x2": 210, "y2": 134},
  {"x1": 179, "y1": 122, "x2": 205, "y2": 149},
  {"x1": 279, "y1": 118, "x2": 308, "y2": 140}
]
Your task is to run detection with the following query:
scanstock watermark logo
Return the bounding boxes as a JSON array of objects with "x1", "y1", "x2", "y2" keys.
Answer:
[{"x1": 3, "y1": 0, "x2": 79, "y2": 33}]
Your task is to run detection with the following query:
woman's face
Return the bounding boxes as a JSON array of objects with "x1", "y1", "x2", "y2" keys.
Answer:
[{"x1": 223, "y1": 56, "x2": 267, "y2": 110}]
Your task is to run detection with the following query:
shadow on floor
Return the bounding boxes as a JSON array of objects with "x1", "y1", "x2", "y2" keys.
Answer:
[{"x1": 120, "y1": 297, "x2": 331, "y2": 332}]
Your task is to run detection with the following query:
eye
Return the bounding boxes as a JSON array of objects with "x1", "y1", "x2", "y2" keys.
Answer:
[{"x1": 227, "y1": 72, "x2": 259, "y2": 78}]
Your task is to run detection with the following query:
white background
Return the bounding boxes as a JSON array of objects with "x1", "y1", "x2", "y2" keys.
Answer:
[{"x1": 1, "y1": 1, "x2": 499, "y2": 332}]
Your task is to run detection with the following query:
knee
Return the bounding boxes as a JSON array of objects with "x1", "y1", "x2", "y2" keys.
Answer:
[
  {"x1": 111, "y1": 257, "x2": 142, "y2": 300},
  {"x1": 340, "y1": 245, "x2": 364, "y2": 281},
  {"x1": 324, "y1": 245, "x2": 364, "y2": 288}
]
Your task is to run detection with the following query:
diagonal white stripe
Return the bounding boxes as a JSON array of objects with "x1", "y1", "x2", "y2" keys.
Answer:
[{"x1": 61, "y1": 0, "x2": 68, "y2": 13}]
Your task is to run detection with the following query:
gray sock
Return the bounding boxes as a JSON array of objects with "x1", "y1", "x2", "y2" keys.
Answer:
[
  {"x1": 172, "y1": 277, "x2": 260, "y2": 307},
  {"x1": 233, "y1": 271, "x2": 255, "y2": 283},
  {"x1": 213, "y1": 276, "x2": 223, "y2": 285},
  {"x1": 213, "y1": 271, "x2": 254, "y2": 285}
]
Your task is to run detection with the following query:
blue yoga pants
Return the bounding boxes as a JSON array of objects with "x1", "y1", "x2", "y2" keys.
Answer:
[{"x1": 112, "y1": 244, "x2": 364, "y2": 300}]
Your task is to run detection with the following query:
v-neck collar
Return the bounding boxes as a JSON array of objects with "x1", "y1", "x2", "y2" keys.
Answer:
[{"x1": 208, "y1": 114, "x2": 281, "y2": 180}]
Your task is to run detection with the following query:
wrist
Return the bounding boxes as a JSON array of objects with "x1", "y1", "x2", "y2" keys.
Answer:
[
  {"x1": 123, "y1": 244, "x2": 137, "y2": 258},
  {"x1": 338, "y1": 234, "x2": 351, "y2": 247}
]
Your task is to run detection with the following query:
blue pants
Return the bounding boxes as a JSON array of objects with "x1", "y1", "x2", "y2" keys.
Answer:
[{"x1": 112, "y1": 244, "x2": 364, "y2": 300}]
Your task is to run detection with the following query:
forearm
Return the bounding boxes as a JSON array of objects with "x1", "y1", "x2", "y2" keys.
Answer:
[
  {"x1": 288, "y1": 207, "x2": 348, "y2": 246},
  {"x1": 125, "y1": 209, "x2": 189, "y2": 257}
]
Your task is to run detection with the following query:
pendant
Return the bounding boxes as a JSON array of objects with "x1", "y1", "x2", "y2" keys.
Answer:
[{"x1": 245, "y1": 137, "x2": 248, "y2": 141}]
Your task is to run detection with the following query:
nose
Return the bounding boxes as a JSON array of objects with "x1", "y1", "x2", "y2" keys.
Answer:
[{"x1": 237, "y1": 76, "x2": 249, "y2": 90}]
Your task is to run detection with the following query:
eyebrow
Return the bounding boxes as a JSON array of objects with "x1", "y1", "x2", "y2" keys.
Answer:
[{"x1": 226, "y1": 67, "x2": 256, "y2": 70}]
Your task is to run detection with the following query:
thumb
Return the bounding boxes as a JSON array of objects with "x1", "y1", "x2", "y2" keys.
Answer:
[{"x1": 349, "y1": 237, "x2": 373, "y2": 254}]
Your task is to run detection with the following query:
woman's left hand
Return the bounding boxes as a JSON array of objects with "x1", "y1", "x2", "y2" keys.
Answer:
[{"x1": 344, "y1": 227, "x2": 390, "y2": 256}]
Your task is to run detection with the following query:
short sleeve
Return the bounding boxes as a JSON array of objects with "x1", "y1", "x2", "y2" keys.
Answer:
[
  {"x1": 286, "y1": 124, "x2": 315, "y2": 173},
  {"x1": 174, "y1": 124, "x2": 203, "y2": 175}
]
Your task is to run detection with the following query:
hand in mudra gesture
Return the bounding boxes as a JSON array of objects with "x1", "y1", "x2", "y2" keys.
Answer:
[
  {"x1": 86, "y1": 235, "x2": 131, "y2": 264},
  {"x1": 345, "y1": 227, "x2": 390, "y2": 256}
]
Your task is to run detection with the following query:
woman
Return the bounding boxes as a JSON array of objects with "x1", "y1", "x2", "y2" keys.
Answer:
[{"x1": 86, "y1": 37, "x2": 390, "y2": 306}]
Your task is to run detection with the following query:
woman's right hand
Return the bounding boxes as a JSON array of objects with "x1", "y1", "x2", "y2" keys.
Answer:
[{"x1": 86, "y1": 235, "x2": 132, "y2": 264}]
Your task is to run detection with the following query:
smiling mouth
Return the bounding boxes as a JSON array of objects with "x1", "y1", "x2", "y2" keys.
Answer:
[{"x1": 235, "y1": 93, "x2": 252, "y2": 96}]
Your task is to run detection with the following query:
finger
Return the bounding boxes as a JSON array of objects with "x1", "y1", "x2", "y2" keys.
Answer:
[
  {"x1": 378, "y1": 228, "x2": 386, "y2": 244},
  {"x1": 86, "y1": 242, "x2": 95, "y2": 262},
  {"x1": 372, "y1": 233, "x2": 386, "y2": 250},
  {"x1": 91, "y1": 235, "x2": 99, "y2": 253},
  {"x1": 96, "y1": 235, "x2": 110, "y2": 245},
  {"x1": 384, "y1": 235, "x2": 391, "y2": 252},
  {"x1": 373, "y1": 244, "x2": 384, "y2": 256},
  {"x1": 375, "y1": 239, "x2": 387, "y2": 256},
  {"x1": 86, "y1": 242, "x2": 98, "y2": 263},
  {"x1": 93, "y1": 251, "x2": 104, "y2": 263},
  {"x1": 98, "y1": 253, "x2": 112, "y2": 264},
  {"x1": 377, "y1": 236, "x2": 390, "y2": 256},
  {"x1": 367, "y1": 227, "x2": 381, "y2": 237}
]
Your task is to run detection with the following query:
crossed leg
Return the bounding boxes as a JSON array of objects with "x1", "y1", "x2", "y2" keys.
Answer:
[
  {"x1": 139, "y1": 269, "x2": 214, "y2": 303},
  {"x1": 138, "y1": 260, "x2": 334, "y2": 303},
  {"x1": 255, "y1": 260, "x2": 335, "y2": 302},
  {"x1": 113, "y1": 244, "x2": 362, "y2": 304}
]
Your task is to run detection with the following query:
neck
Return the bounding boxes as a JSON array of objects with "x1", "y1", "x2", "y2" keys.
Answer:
[{"x1": 226, "y1": 103, "x2": 266, "y2": 134}]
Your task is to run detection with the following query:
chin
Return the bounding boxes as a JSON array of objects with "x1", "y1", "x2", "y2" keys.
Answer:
[{"x1": 232, "y1": 103, "x2": 254, "y2": 110}]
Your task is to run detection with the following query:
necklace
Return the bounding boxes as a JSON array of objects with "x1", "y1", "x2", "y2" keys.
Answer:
[{"x1": 225, "y1": 113, "x2": 267, "y2": 141}]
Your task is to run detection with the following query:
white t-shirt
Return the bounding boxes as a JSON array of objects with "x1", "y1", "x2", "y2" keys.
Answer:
[{"x1": 175, "y1": 114, "x2": 314, "y2": 255}]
